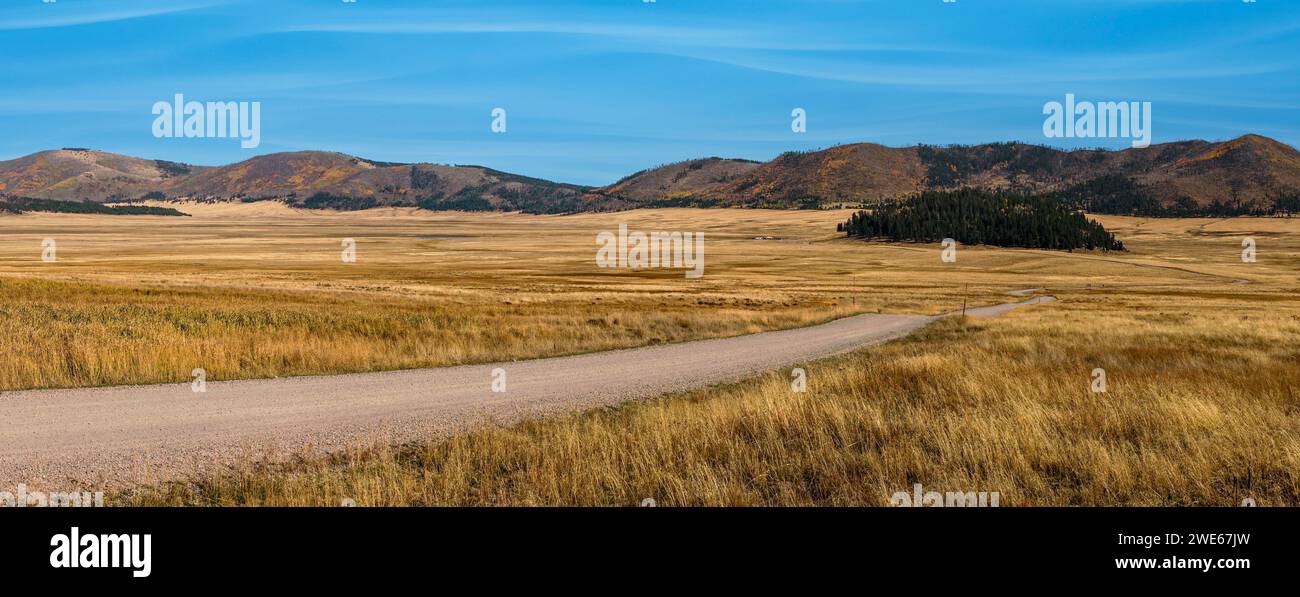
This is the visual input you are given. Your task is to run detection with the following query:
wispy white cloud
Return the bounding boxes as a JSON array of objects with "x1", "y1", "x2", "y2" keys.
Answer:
[
  {"x1": 277, "y1": 19, "x2": 954, "y2": 54},
  {"x1": 0, "y1": 1, "x2": 221, "y2": 31},
  {"x1": 649, "y1": 49, "x2": 1292, "y2": 92}
]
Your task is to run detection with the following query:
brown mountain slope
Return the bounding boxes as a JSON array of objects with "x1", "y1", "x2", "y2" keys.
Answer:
[
  {"x1": 0, "y1": 149, "x2": 201, "y2": 201},
  {"x1": 1134, "y1": 134, "x2": 1300, "y2": 206},
  {"x1": 3, "y1": 135, "x2": 1297, "y2": 213},
  {"x1": 592, "y1": 135, "x2": 1300, "y2": 212},
  {"x1": 167, "y1": 151, "x2": 592, "y2": 213},
  {"x1": 591, "y1": 157, "x2": 761, "y2": 204},
  {"x1": 715, "y1": 143, "x2": 928, "y2": 206},
  {"x1": 0, "y1": 150, "x2": 590, "y2": 213},
  {"x1": 165, "y1": 151, "x2": 381, "y2": 200}
]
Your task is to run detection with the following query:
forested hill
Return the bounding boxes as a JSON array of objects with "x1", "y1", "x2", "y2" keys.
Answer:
[
  {"x1": 840, "y1": 189, "x2": 1125, "y2": 252},
  {"x1": 0, "y1": 195, "x2": 188, "y2": 216},
  {"x1": 591, "y1": 135, "x2": 1300, "y2": 215},
  {"x1": 4, "y1": 135, "x2": 1297, "y2": 215}
]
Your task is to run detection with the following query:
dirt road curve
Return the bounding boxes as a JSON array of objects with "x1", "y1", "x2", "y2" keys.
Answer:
[{"x1": 0, "y1": 296, "x2": 1053, "y2": 489}]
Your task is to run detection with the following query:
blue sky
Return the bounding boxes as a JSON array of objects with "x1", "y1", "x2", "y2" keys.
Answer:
[{"x1": 1, "y1": 0, "x2": 1296, "y2": 185}]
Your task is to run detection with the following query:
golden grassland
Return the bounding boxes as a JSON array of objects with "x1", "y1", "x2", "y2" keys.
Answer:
[
  {"x1": 0, "y1": 202, "x2": 1153, "y2": 391},
  {"x1": 125, "y1": 300, "x2": 1300, "y2": 506},
  {"x1": 52, "y1": 206, "x2": 1293, "y2": 506}
]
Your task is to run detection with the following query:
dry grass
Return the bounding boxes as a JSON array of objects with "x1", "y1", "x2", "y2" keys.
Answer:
[
  {"x1": 122, "y1": 291, "x2": 1300, "y2": 506},
  {"x1": 0, "y1": 276, "x2": 873, "y2": 390},
  {"x1": 0, "y1": 203, "x2": 1136, "y2": 391},
  {"x1": 7, "y1": 204, "x2": 1299, "y2": 505}
]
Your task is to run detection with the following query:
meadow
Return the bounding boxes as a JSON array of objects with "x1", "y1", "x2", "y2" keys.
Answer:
[
  {"x1": 127, "y1": 300, "x2": 1300, "y2": 506},
  {"x1": 0, "y1": 202, "x2": 1124, "y2": 391},
  {"x1": 3, "y1": 204, "x2": 1296, "y2": 505}
]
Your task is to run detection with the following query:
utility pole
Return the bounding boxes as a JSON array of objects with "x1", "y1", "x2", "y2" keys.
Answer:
[{"x1": 961, "y1": 283, "x2": 968, "y2": 317}]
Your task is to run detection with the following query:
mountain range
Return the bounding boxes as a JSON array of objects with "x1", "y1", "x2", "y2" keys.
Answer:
[{"x1": 2, "y1": 134, "x2": 1298, "y2": 214}]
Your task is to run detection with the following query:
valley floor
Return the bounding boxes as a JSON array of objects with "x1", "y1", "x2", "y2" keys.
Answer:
[
  {"x1": 127, "y1": 293, "x2": 1300, "y2": 506},
  {"x1": 0, "y1": 203, "x2": 1108, "y2": 392},
  {"x1": 1, "y1": 205, "x2": 1296, "y2": 505}
]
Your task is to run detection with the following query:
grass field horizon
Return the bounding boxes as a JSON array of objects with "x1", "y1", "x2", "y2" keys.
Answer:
[
  {"x1": 4, "y1": 204, "x2": 1298, "y2": 506},
  {"x1": 0, "y1": 202, "x2": 1154, "y2": 392}
]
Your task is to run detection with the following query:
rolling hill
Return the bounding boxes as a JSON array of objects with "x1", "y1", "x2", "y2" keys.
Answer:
[
  {"x1": 3, "y1": 134, "x2": 1298, "y2": 214},
  {"x1": 590, "y1": 157, "x2": 762, "y2": 207},
  {"x1": 0, "y1": 148, "x2": 203, "y2": 202},
  {"x1": 0, "y1": 150, "x2": 590, "y2": 214},
  {"x1": 591, "y1": 135, "x2": 1300, "y2": 214}
]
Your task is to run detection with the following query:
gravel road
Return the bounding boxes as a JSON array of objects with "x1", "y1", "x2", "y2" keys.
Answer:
[{"x1": 0, "y1": 296, "x2": 1052, "y2": 489}]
